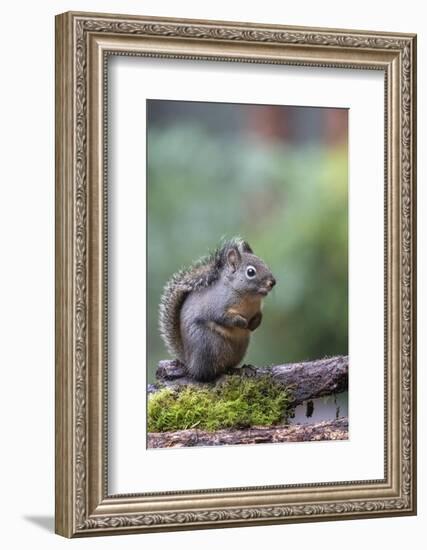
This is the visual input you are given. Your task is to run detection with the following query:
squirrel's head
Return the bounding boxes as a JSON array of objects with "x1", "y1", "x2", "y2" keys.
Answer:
[{"x1": 219, "y1": 239, "x2": 276, "y2": 297}]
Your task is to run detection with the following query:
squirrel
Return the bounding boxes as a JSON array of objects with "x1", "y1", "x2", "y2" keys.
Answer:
[{"x1": 159, "y1": 237, "x2": 276, "y2": 382}]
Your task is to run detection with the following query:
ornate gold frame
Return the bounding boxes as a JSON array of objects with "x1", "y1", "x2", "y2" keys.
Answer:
[{"x1": 55, "y1": 11, "x2": 417, "y2": 537}]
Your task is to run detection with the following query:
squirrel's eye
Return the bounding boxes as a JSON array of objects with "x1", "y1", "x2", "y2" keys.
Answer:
[{"x1": 246, "y1": 266, "x2": 257, "y2": 279}]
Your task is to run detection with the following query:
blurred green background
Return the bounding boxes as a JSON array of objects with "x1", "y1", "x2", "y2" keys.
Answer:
[{"x1": 147, "y1": 100, "x2": 348, "y2": 384}]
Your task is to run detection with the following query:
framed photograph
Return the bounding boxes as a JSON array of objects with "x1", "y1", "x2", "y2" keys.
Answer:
[{"x1": 55, "y1": 11, "x2": 417, "y2": 537}]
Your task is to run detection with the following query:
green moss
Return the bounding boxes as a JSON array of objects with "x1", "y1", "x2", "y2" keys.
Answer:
[{"x1": 148, "y1": 376, "x2": 291, "y2": 432}]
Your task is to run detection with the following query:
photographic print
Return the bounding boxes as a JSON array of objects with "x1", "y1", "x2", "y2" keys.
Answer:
[
  {"x1": 146, "y1": 99, "x2": 349, "y2": 449},
  {"x1": 56, "y1": 12, "x2": 416, "y2": 536}
]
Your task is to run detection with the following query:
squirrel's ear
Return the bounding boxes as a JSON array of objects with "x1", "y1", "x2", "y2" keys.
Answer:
[{"x1": 226, "y1": 247, "x2": 241, "y2": 272}]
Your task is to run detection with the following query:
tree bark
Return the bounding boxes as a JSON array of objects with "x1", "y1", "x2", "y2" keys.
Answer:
[
  {"x1": 149, "y1": 355, "x2": 348, "y2": 406},
  {"x1": 147, "y1": 417, "x2": 348, "y2": 448}
]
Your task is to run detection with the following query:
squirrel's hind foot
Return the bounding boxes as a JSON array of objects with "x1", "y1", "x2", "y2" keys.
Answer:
[{"x1": 226, "y1": 364, "x2": 257, "y2": 378}]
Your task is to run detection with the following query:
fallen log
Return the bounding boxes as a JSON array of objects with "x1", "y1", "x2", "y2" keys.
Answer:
[
  {"x1": 149, "y1": 355, "x2": 348, "y2": 406},
  {"x1": 147, "y1": 417, "x2": 348, "y2": 448}
]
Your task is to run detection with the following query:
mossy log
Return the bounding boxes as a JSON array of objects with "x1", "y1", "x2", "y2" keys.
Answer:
[
  {"x1": 148, "y1": 417, "x2": 348, "y2": 448},
  {"x1": 149, "y1": 355, "x2": 348, "y2": 406}
]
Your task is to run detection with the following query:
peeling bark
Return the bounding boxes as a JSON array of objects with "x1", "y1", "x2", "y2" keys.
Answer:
[
  {"x1": 147, "y1": 417, "x2": 348, "y2": 448},
  {"x1": 149, "y1": 355, "x2": 348, "y2": 406}
]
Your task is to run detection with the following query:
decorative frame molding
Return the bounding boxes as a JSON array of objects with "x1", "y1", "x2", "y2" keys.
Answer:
[{"x1": 55, "y1": 11, "x2": 417, "y2": 537}]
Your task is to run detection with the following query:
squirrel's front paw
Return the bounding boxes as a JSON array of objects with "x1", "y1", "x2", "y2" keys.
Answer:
[
  {"x1": 248, "y1": 311, "x2": 262, "y2": 331},
  {"x1": 232, "y1": 315, "x2": 249, "y2": 329}
]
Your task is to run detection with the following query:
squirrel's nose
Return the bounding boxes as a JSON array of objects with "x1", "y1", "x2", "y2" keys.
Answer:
[{"x1": 267, "y1": 277, "x2": 276, "y2": 289}]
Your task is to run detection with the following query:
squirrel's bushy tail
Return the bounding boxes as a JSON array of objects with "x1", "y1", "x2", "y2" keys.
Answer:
[
  {"x1": 159, "y1": 238, "x2": 252, "y2": 360},
  {"x1": 159, "y1": 261, "x2": 217, "y2": 359}
]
